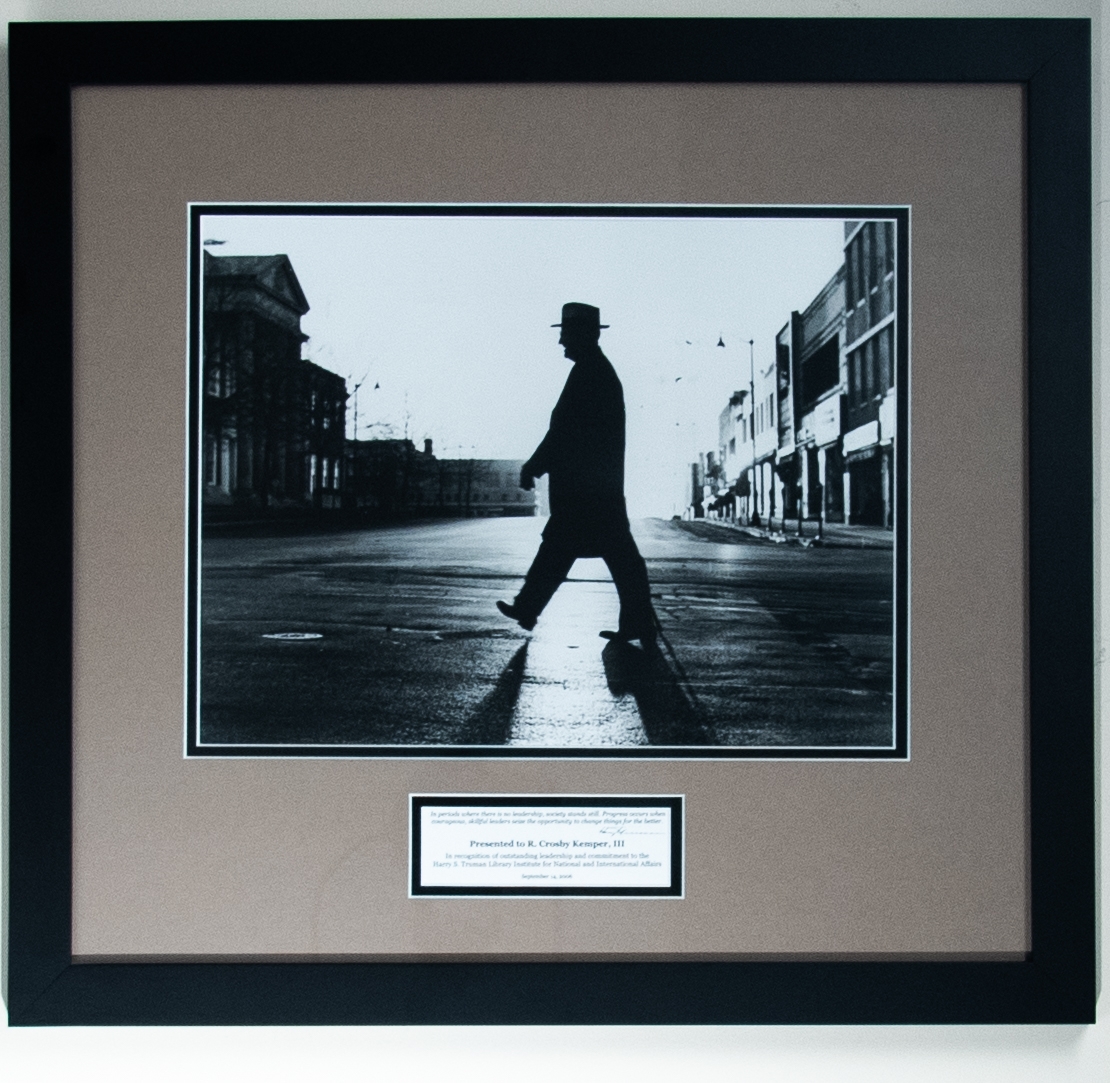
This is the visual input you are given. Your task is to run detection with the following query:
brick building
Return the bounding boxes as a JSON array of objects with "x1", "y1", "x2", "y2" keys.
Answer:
[
  {"x1": 690, "y1": 218, "x2": 898, "y2": 531},
  {"x1": 344, "y1": 437, "x2": 537, "y2": 520},
  {"x1": 840, "y1": 219, "x2": 897, "y2": 526},
  {"x1": 777, "y1": 265, "x2": 848, "y2": 526},
  {"x1": 202, "y1": 251, "x2": 346, "y2": 519}
]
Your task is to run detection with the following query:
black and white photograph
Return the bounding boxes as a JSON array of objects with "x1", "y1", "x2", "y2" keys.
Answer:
[{"x1": 187, "y1": 205, "x2": 907, "y2": 758}]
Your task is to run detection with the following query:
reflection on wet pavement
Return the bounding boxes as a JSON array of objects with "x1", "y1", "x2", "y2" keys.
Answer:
[
  {"x1": 508, "y1": 575, "x2": 647, "y2": 747},
  {"x1": 201, "y1": 517, "x2": 894, "y2": 749}
]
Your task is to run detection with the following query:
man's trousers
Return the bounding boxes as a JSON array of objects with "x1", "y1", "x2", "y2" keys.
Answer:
[{"x1": 512, "y1": 523, "x2": 655, "y2": 636}]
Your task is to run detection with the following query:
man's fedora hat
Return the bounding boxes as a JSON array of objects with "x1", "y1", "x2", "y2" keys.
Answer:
[{"x1": 551, "y1": 302, "x2": 609, "y2": 330}]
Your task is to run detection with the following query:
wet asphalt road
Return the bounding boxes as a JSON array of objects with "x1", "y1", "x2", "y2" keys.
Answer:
[{"x1": 199, "y1": 516, "x2": 894, "y2": 750}]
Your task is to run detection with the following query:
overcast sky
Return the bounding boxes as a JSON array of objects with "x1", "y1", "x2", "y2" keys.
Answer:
[{"x1": 200, "y1": 209, "x2": 846, "y2": 517}]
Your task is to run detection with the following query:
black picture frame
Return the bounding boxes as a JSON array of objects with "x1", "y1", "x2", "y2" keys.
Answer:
[{"x1": 7, "y1": 17, "x2": 1094, "y2": 1024}]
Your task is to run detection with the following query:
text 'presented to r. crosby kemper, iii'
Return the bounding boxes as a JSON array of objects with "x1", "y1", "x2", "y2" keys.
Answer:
[{"x1": 412, "y1": 800, "x2": 679, "y2": 895}]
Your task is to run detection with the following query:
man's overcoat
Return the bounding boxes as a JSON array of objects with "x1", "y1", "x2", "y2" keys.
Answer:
[{"x1": 525, "y1": 348, "x2": 628, "y2": 555}]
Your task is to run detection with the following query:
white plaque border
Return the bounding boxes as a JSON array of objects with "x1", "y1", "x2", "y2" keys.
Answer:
[{"x1": 409, "y1": 794, "x2": 685, "y2": 899}]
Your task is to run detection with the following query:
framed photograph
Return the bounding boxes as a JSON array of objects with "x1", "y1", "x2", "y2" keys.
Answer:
[
  {"x1": 8, "y1": 17, "x2": 1094, "y2": 1024},
  {"x1": 187, "y1": 203, "x2": 908, "y2": 760}
]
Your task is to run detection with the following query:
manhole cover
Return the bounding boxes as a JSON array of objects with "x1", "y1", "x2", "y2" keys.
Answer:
[{"x1": 262, "y1": 632, "x2": 323, "y2": 640}]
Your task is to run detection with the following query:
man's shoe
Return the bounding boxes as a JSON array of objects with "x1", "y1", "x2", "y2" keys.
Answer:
[
  {"x1": 496, "y1": 600, "x2": 537, "y2": 631},
  {"x1": 600, "y1": 627, "x2": 657, "y2": 648}
]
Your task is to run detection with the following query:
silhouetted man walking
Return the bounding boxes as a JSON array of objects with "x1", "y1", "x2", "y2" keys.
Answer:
[{"x1": 497, "y1": 303, "x2": 656, "y2": 647}]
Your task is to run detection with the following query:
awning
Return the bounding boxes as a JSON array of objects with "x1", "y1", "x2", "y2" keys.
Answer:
[{"x1": 846, "y1": 446, "x2": 879, "y2": 465}]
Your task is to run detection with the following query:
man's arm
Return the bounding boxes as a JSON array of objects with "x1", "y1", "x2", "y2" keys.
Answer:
[
  {"x1": 520, "y1": 433, "x2": 553, "y2": 489},
  {"x1": 520, "y1": 366, "x2": 581, "y2": 488}
]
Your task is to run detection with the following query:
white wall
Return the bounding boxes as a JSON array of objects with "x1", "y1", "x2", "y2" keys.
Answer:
[{"x1": 1, "y1": 1, "x2": 1105, "y2": 1080}]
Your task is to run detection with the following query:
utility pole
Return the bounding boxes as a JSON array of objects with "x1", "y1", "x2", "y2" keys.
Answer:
[
  {"x1": 348, "y1": 369, "x2": 369, "y2": 441},
  {"x1": 749, "y1": 338, "x2": 760, "y2": 526},
  {"x1": 797, "y1": 465, "x2": 804, "y2": 537}
]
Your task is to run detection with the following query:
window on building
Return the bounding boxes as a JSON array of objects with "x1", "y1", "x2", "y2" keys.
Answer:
[
  {"x1": 802, "y1": 334, "x2": 839, "y2": 408},
  {"x1": 875, "y1": 222, "x2": 887, "y2": 289},
  {"x1": 848, "y1": 325, "x2": 895, "y2": 409},
  {"x1": 862, "y1": 225, "x2": 873, "y2": 296},
  {"x1": 776, "y1": 340, "x2": 791, "y2": 393},
  {"x1": 729, "y1": 437, "x2": 736, "y2": 455},
  {"x1": 205, "y1": 435, "x2": 217, "y2": 486},
  {"x1": 206, "y1": 355, "x2": 236, "y2": 398},
  {"x1": 847, "y1": 234, "x2": 860, "y2": 309},
  {"x1": 877, "y1": 324, "x2": 893, "y2": 391},
  {"x1": 219, "y1": 438, "x2": 231, "y2": 492},
  {"x1": 874, "y1": 222, "x2": 887, "y2": 285}
]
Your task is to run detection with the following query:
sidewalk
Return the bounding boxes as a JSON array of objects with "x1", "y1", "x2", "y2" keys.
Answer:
[{"x1": 677, "y1": 516, "x2": 894, "y2": 550}]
